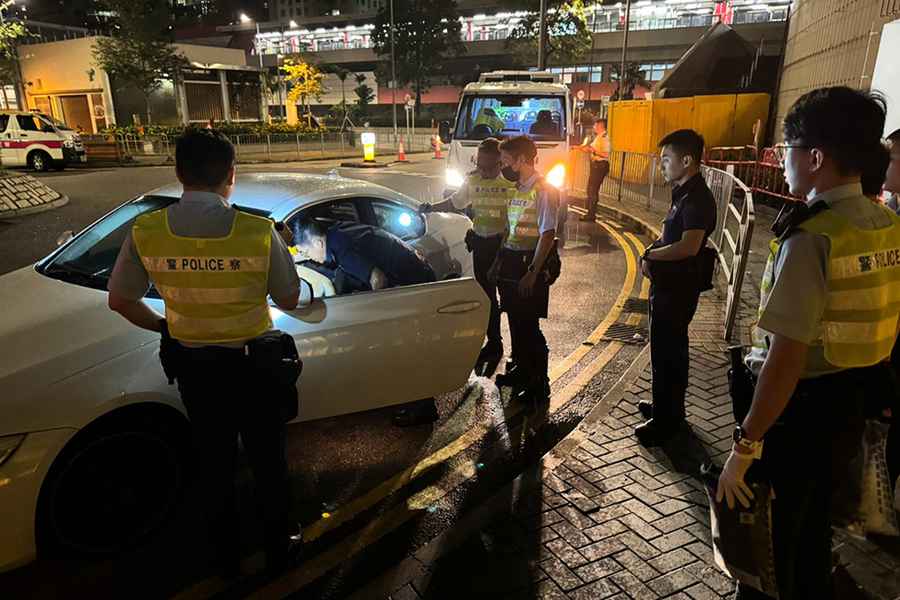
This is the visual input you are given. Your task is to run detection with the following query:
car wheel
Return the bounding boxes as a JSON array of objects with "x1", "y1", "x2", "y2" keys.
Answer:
[
  {"x1": 37, "y1": 413, "x2": 188, "y2": 555},
  {"x1": 28, "y1": 150, "x2": 52, "y2": 172}
]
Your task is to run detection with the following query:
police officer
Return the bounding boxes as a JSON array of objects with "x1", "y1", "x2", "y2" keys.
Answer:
[
  {"x1": 636, "y1": 129, "x2": 716, "y2": 446},
  {"x1": 716, "y1": 87, "x2": 900, "y2": 599},
  {"x1": 422, "y1": 137, "x2": 514, "y2": 369},
  {"x1": 494, "y1": 135, "x2": 559, "y2": 404},
  {"x1": 107, "y1": 129, "x2": 311, "y2": 577},
  {"x1": 576, "y1": 116, "x2": 611, "y2": 222}
]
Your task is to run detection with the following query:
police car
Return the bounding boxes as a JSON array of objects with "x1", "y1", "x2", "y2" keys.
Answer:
[{"x1": 0, "y1": 173, "x2": 487, "y2": 571}]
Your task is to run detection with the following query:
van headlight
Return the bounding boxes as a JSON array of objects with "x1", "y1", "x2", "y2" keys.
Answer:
[
  {"x1": 0, "y1": 434, "x2": 25, "y2": 467},
  {"x1": 546, "y1": 163, "x2": 566, "y2": 189},
  {"x1": 63, "y1": 139, "x2": 75, "y2": 148},
  {"x1": 445, "y1": 168, "x2": 465, "y2": 189}
]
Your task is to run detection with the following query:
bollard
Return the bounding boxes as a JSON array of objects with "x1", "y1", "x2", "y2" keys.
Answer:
[
  {"x1": 266, "y1": 134, "x2": 272, "y2": 161},
  {"x1": 296, "y1": 133, "x2": 302, "y2": 161},
  {"x1": 361, "y1": 131, "x2": 376, "y2": 162},
  {"x1": 320, "y1": 132, "x2": 326, "y2": 156}
]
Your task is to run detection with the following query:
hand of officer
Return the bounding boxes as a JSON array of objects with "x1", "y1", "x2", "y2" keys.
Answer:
[
  {"x1": 716, "y1": 447, "x2": 755, "y2": 509},
  {"x1": 518, "y1": 270, "x2": 538, "y2": 298},
  {"x1": 369, "y1": 267, "x2": 388, "y2": 290}
]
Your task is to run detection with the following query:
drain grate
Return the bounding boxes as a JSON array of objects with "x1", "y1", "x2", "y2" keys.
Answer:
[
  {"x1": 601, "y1": 322, "x2": 648, "y2": 344},
  {"x1": 622, "y1": 298, "x2": 649, "y2": 314}
]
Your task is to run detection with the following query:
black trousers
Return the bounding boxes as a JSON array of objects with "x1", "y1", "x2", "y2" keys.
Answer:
[
  {"x1": 471, "y1": 232, "x2": 503, "y2": 348},
  {"x1": 585, "y1": 160, "x2": 610, "y2": 218},
  {"x1": 649, "y1": 282, "x2": 700, "y2": 423},
  {"x1": 735, "y1": 372, "x2": 870, "y2": 600},
  {"x1": 498, "y1": 249, "x2": 550, "y2": 381},
  {"x1": 176, "y1": 345, "x2": 291, "y2": 567}
]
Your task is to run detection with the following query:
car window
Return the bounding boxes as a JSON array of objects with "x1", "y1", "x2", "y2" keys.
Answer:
[
  {"x1": 286, "y1": 199, "x2": 359, "y2": 235},
  {"x1": 41, "y1": 195, "x2": 177, "y2": 288},
  {"x1": 17, "y1": 115, "x2": 43, "y2": 132},
  {"x1": 371, "y1": 200, "x2": 425, "y2": 241},
  {"x1": 0, "y1": 114, "x2": 9, "y2": 133}
]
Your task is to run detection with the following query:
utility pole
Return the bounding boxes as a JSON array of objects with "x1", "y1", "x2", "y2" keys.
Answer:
[
  {"x1": 619, "y1": 0, "x2": 632, "y2": 100},
  {"x1": 389, "y1": 0, "x2": 398, "y2": 137},
  {"x1": 537, "y1": 0, "x2": 548, "y2": 70}
]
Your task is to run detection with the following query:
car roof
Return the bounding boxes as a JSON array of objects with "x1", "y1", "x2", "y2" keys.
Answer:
[{"x1": 148, "y1": 172, "x2": 417, "y2": 219}]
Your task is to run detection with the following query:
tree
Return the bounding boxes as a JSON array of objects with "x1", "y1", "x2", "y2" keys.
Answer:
[
  {"x1": 503, "y1": 0, "x2": 592, "y2": 69},
  {"x1": 92, "y1": 0, "x2": 187, "y2": 125},
  {"x1": 611, "y1": 62, "x2": 651, "y2": 100},
  {"x1": 282, "y1": 57, "x2": 326, "y2": 128},
  {"x1": 353, "y1": 73, "x2": 375, "y2": 119},
  {"x1": 0, "y1": 1, "x2": 27, "y2": 98},
  {"x1": 371, "y1": 0, "x2": 465, "y2": 108}
]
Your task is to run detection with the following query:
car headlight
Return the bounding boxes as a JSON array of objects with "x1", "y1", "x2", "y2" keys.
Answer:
[
  {"x1": 445, "y1": 168, "x2": 465, "y2": 189},
  {"x1": 0, "y1": 434, "x2": 25, "y2": 468},
  {"x1": 63, "y1": 139, "x2": 74, "y2": 148},
  {"x1": 546, "y1": 163, "x2": 566, "y2": 189}
]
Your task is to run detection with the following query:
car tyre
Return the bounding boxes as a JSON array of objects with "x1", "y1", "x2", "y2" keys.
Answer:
[
  {"x1": 36, "y1": 410, "x2": 189, "y2": 557},
  {"x1": 28, "y1": 150, "x2": 52, "y2": 172}
]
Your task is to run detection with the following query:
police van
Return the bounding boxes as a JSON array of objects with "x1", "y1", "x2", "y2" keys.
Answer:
[
  {"x1": 0, "y1": 110, "x2": 86, "y2": 172},
  {"x1": 439, "y1": 71, "x2": 572, "y2": 195}
]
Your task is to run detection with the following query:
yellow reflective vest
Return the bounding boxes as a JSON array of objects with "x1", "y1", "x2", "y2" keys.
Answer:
[
  {"x1": 754, "y1": 206, "x2": 900, "y2": 368},
  {"x1": 468, "y1": 173, "x2": 514, "y2": 237},
  {"x1": 505, "y1": 185, "x2": 541, "y2": 251},
  {"x1": 132, "y1": 208, "x2": 273, "y2": 343}
]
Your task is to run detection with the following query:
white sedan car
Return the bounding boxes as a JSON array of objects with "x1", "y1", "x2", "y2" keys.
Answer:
[{"x1": 0, "y1": 173, "x2": 488, "y2": 572}]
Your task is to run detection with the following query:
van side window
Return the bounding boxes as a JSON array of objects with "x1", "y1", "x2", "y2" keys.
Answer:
[
  {"x1": 0, "y1": 115, "x2": 9, "y2": 133},
  {"x1": 17, "y1": 115, "x2": 41, "y2": 132}
]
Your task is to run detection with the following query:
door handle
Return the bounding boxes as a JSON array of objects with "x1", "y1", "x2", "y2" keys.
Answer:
[{"x1": 437, "y1": 301, "x2": 481, "y2": 314}]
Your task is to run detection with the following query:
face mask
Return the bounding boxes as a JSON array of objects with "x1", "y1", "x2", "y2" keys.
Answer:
[{"x1": 501, "y1": 166, "x2": 519, "y2": 182}]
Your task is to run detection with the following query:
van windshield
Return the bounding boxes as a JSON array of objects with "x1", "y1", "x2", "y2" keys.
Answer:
[
  {"x1": 454, "y1": 94, "x2": 566, "y2": 141},
  {"x1": 36, "y1": 113, "x2": 72, "y2": 131}
]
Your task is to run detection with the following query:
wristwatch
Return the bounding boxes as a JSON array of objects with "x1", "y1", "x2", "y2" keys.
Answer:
[{"x1": 732, "y1": 425, "x2": 763, "y2": 458}]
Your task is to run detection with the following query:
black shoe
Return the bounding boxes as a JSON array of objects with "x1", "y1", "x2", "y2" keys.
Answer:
[
  {"x1": 392, "y1": 401, "x2": 439, "y2": 427},
  {"x1": 265, "y1": 534, "x2": 303, "y2": 578},
  {"x1": 634, "y1": 418, "x2": 682, "y2": 447},
  {"x1": 637, "y1": 401, "x2": 653, "y2": 420},
  {"x1": 475, "y1": 343, "x2": 503, "y2": 377}
]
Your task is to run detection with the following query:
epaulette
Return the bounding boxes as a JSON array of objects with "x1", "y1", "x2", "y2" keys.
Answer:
[{"x1": 771, "y1": 200, "x2": 829, "y2": 239}]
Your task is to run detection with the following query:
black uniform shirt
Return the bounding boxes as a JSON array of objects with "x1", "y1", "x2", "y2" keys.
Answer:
[
  {"x1": 325, "y1": 222, "x2": 436, "y2": 291},
  {"x1": 661, "y1": 172, "x2": 717, "y2": 247}
]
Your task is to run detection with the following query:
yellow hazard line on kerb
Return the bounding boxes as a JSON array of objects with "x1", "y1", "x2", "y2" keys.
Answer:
[{"x1": 247, "y1": 219, "x2": 650, "y2": 598}]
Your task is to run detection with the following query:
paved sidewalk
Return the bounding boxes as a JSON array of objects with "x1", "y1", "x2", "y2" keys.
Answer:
[{"x1": 354, "y1": 187, "x2": 900, "y2": 599}]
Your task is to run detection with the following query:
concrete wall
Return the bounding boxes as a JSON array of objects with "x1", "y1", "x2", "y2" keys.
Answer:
[
  {"x1": 18, "y1": 37, "x2": 106, "y2": 96},
  {"x1": 175, "y1": 43, "x2": 248, "y2": 67},
  {"x1": 774, "y1": 0, "x2": 900, "y2": 141}
]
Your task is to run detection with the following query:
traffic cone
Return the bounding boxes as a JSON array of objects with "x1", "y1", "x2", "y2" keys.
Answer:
[
  {"x1": 432, "y1": 135, "x2": 443, "y2": 160},
  {"x1": 396, "y1": 140, "x2": 408, "y2": 162}
]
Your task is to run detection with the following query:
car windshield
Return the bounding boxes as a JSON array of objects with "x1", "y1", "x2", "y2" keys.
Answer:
[
  {"x1": 454, "y1": 94, "x2": 566, "y2": 141},
  {"x1": 40, "y1": 195, "x2": 178, "y2": 290}
]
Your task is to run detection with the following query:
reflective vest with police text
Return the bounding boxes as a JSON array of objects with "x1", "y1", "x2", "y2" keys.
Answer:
[
  {"x1": 754, "y1": 207, "x2": 900, "y2": 368},
  {"x1": 468, "y1": 173, "x2": 514, "y2": 237},
  {"x1": 505, "y1": 184, "x2": 542, "y2": 251},
  {"x1": 132, "y1": 208, "x2": 273, "y2": 343}
]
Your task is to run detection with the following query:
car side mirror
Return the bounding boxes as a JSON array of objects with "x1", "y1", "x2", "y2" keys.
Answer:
[
  {"x1": 439, "y1": 120, "x2": 452, "y2": 144},
  {"x1": 56, "y1": 230, "x2": 74, "y2": 247}
]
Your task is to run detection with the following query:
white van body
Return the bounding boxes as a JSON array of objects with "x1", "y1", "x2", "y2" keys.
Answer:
[
  {"x1": 0, "y1": 111, "x2": 86, "y2": 172},
  {"x1": 444, "y1": 71, "x2": 572, "y2": 195}
]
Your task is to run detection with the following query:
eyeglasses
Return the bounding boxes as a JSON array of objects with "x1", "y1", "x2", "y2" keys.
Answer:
[{"x1": 773, "y1": 143, "x2": 810, "y2": 164}]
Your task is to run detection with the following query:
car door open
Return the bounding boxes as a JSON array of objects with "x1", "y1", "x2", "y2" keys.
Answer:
[{"x1": 271, "y1": 277, "x2": 489, "y2": 422}]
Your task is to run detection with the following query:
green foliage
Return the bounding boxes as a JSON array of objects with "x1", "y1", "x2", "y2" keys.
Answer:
[
  {"x1": 0, "y1": 1, "x2": 27, "y2": 87},
  {"x1": 353, "y1": 73, "x2": 375, "y2": 110},
  {"x1": 101, "y1": 121, "x2": 328, "y2": 138},
  {"x1": 502, "y1": 0, "x2": 592, "y2": 68},
  {"x1": 371, "y1": 0, "x2": 465, "y2": 106},
  {"x1": 92, "y1": 0, "x2": 188, "y2": 125}
]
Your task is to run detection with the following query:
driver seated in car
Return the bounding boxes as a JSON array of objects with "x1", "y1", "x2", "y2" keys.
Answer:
[
  {"x1": 292, "y1": 219, "x2": 436, "y2": 294},
  {"x1": 529, "y1": 110, "x2": 558, "y2": 137}
]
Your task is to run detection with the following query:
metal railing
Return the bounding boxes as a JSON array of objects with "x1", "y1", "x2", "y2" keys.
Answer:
[
  {"x1": 81, "y1": 128, "x2": 440, "y2": 166},
  {"x1": 569, "y1": 149, "x2": 755, "y2": 339},
  {"x1": 706, "y1": 145, "x2": 798, "y2": 204}
]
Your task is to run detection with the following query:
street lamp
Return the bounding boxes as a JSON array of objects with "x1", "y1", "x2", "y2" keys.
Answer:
[
  {"x1": 239, "y1": 12, "x2": 251, "y2": 24},
  {"x1": 289, "y1": 20, "x2": 298, "y2": 29}
]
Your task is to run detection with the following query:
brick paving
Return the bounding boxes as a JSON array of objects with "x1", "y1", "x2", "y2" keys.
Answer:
[
  {"x1": 358, "y1": 188, "x2": 900, "y2": 600},
  {"x1": 0, "y1": 170, "x2": 67, "y2": 217}
]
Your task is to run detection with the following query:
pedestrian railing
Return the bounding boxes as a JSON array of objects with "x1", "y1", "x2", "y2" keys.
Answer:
[
  {"x1": 569, "y1": 149, "x2": 755, "y2": 340},
  {"x1": 706, "y1": 145, "x2": 798, "y2": 204}
]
